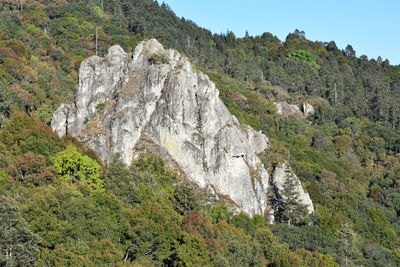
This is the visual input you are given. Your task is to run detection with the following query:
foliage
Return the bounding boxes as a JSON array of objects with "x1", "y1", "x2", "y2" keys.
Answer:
[
  {"x1": 272, "y1": 249, "x2": 338, "y2": 267},
  {"x1": 271, "y1": 223, "x2": 336, "y2": 255},
  {"x1": 93, "y1": 6, "x2": 103, "y2": 16},
  {"x1": 0, "y1": 195, "x2": 39, "y2": 266},
  {"x1": 0, "y1": 1, "x2": 399, "y2": 266},
  {"x1": 7, "y1": 152, "x2": 55, "y2": 185},
  {"x1": 209, "y1": 203, "x2": 233, "y2": 224},
  {"x1": 172, "y1": 232, "x2": 212, "y2": 267},
  {"x1": 126, "y1": 201, "x2": 181, "y2": 263},
  {"x1": 95, "y1": 102, "x2": 106, "y2": 113},
  {"x1": 0, "y1": 112, "x2": 64, "y2": 161},
  {"x1": 53, "y1": 145, "x2": 103, "y2": 190},
  {"x1": 275, "y1": 174, "x2": 309, "y2": 226},
  {"x1": 172, "y1": 183, "x2": 200, "y2": 216},
  {"x1": 288, "y1": 50, "x2": 317, "y2": 67},
  {"x1": 104, "y1": 154, "x2": 138, "y2": 205},
  {"x1": 149, "y1": 52, "x2": 170, "y2": 65}
]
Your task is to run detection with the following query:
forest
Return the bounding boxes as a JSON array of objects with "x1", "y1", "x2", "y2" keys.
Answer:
[{"x1": 0, "y1": 0, "x2": 400, "y2": 266}]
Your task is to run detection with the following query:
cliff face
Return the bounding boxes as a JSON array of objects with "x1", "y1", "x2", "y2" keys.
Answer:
[{"x1": 51, "y1": 39, "x2": 313, "y2": 217}]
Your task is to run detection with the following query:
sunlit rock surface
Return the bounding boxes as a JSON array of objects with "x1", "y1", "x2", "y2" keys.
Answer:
[{"x1": 52, "y1": 39, "x2": 313, "y2": 217}]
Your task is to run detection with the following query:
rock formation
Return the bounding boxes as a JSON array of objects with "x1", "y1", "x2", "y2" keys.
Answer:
[
  {"x1": 268, "y1": 162, "x2": 314, "y2": 221},
  {"x1": 51, "y1": 39, "x2": 313, "y2": 217},
  {"x1": 274, "y1": 102, "x2": 315, "y2": 118},
  {"x1": 275, "y1": 102, "x2": 304, "y2": 117},
  {"x1": 303, "y1": 103, "x2": 315, "y2": 117}
]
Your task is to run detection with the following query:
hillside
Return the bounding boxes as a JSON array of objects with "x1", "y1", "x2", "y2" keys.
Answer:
[{"x1": 0, "y1": 0, "x2": 400, "y2": 266}]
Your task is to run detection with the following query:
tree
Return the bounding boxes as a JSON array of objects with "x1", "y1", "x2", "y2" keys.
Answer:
[
  {"x1": 344, "y1": 44, "x2": 356, "y2": 57},
  {"x1": 312, "y1": 131, "x2": 327, "y2": 150},
  {"x1": 0, "y1": 112, "x2": 64, "y2": 160},
  {"x1": 325, "y1": 41, "x2": 338, "y2": 51},
  {"x1": 286, "y1": 29, "x2": 306, "y2": 41},
  {"x1": 126, "y1": 201, "x2": 181, "y2": 263},
  {"x1": 276, "y1": 174, "x2": 309, "y2": 226},
  {"x1": 294, "y1": 29, "x2": 306, "y2": 39},
  {"x1": 0, "y1": 196, "x2": 39, "y2": 266},
  {"x1": 172, "y1": 233, "x2": 211, "y2": 267},
  {"x1": 172, "y1": 184, "x2": 200, "y2": 216},
  {"x1": 7, "y1": 152, "x2": 54, "y2": 185},
  {"x1": 273, "y1": 249, "x2": 338, "y2": 267},
  {"x1": 336, "y1": 223, "x2": 362, "y2": 266},
  {"x1": 230, "y1": 212, "x2": 258, "y2": 236},
  {"x1": 53, "y1": 146, "x2": 103, "y2": 190},
  {"x1": 103, "y1": 154, "x2": 138, "y2": 205},
  {"x1": 209, "y1": 204, "x2": 233, "y2": 224}
]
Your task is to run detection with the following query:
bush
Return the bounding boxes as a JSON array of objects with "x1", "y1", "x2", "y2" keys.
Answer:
[{"x1": 149, "y1": 52, "x2": 170, "y2": 65}]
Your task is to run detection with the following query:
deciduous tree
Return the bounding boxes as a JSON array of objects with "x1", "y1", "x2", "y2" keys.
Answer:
[
  {"x1": 53, "y1": 145, "x2": 103, "y2": 190},
  {"x1": 0, "y1": 196, "x2": 39, "y2": 266}
]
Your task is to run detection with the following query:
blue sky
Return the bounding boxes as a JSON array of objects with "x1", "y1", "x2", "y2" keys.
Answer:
[{"x1": 157, "y1": 0, "x2": 400, "y2": 65}]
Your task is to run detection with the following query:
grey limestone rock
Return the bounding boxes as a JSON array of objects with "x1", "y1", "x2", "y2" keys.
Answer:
[
  {"x1": 274, "y1": 102, "x2": 315, "y2": 118},
  {"x1": 303, "y1": 103, "x2": 315, "y2": 117},
  {"x1": 274, "y1": 102, "x2": 304, "y2": 117},
  {"x1": 51, "y1": 39, "x2": 313, "y2": 217}
]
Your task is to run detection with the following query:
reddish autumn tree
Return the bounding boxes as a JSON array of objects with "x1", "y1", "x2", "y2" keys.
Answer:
[{"x1": 7, "y1": 152, "x2": 54, "y2": 185}]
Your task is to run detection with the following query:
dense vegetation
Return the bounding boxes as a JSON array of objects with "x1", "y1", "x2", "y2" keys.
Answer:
[
  {"x1": 0, "y1": 0, "x2": 399, "y2": 266},
  {"x1": 0, "y1": 112, "x2": 339, "y2": 266}
]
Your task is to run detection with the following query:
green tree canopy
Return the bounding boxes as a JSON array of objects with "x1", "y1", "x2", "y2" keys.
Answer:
[
  {"x1": 0, "y1": 195, "x2": 39, "y2": 266},
  {"x1": 53, "y1": 145, "x2": 103, "y2": 190}
]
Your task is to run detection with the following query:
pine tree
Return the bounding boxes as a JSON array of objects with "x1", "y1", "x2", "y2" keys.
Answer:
[{"x1": 276, "y1": 174, "x2": 308, "y2": 226}]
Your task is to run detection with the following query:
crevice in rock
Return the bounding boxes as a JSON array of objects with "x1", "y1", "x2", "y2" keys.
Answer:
[{"x1": 194, "y1": 91, "x2": 207, "y2": 171}]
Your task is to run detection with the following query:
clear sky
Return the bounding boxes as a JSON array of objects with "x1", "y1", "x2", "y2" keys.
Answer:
[{"x1": 156, "y1": 0, "x2": 400, "y2": 65}]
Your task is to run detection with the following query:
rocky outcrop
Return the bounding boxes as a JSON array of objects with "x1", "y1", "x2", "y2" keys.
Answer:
[
  {"x1": 51, "y1": 39, "x2": 313, "y2": 217},
  {"x1": 274, "y1": 102, "x2": 315, "y2": 118},
  {"x1": 271, "y1": 162, "x2": 314, "y2": 213},
  {"x1": 275, "y1": 102, "x2": 303, "y2": 117},
  {"x1": 303, "y1": 103, "x2": 315, "y2": 117}
]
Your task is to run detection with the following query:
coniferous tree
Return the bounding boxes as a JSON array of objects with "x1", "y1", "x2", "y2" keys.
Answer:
[{"x1": 276, "y1": 174, "x2": 308, "y2": 226}]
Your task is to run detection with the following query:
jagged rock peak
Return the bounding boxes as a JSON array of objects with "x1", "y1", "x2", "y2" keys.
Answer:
[{"x1": 51, "y1": 38, "x2": 313, "y2": 217}]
